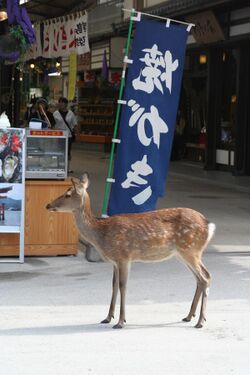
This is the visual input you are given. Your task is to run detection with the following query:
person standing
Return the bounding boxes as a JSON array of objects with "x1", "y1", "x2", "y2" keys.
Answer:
[
  {"x1": 31, "y1": 98, "x2": 56, "y2": 128},
  {"x1": 24, "y1": 97, "x2": 56, "y2": 128},
  {"x1": 53, "y1": 97, "x2": 78, "y2": 173}
]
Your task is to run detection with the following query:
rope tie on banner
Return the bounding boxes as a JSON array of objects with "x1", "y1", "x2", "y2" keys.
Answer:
[
  {"x1": 186, "y1": 24, "x2": 194, "y2": 32},
  {"x1": 124, "y1": 56, "x2": 133, "y2": 64},
  {"x1": 117, "y1": 100, "x2": 127, "y2": 105},
  {"x1": 34, "y1": 9, "x2": 87, "y2": 27},
  {"x1": 131, "y1": 12, "x2": 141, "y2": 22},
  {"x1": 112, "y1": 138, "x2": 121, "y2": 144}
]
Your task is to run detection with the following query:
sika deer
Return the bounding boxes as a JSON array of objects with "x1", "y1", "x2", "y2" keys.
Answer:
[{"x1": 46, "y1": 173, "x2": 215, "y2": 329}]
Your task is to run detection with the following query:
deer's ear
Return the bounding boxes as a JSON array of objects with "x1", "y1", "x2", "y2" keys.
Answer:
[
  {"x1": 80, "y1": 172, "x2": 90, "y2": 190},
  {"x1": 71, "y1": 177, "x2": 85, "y2": 195},
  {"x1": 71, "y1": 177, "x2": 80, "y2": 189}
]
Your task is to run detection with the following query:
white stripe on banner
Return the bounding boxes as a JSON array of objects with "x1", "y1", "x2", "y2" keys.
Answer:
[{"x1": 108, "y1": 19, "x2": 188, "y2": 215}]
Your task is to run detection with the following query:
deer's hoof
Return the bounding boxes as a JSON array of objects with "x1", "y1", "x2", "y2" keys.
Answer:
[
  {"x1": 101, "y1": 318, "x2": 111, "y2": 324},
  {"x1": 195, "y1": 322, "x2": 203, "y2": 328},
  {"x1": 182, "y1": 317, "x2": 191, "y2": 322},
  {"x1": 112, "y1": 323, "x2": 124, "y2": 329}
]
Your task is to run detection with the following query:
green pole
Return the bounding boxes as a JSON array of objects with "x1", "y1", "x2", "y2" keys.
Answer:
[{"x1": 101, "y1": 10, "x2": 135, "y2": 217}]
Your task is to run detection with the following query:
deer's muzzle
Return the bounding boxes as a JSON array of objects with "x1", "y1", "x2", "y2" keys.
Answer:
[{"x1": 46, "y1": 203, "x2": 57, "y2": 211}]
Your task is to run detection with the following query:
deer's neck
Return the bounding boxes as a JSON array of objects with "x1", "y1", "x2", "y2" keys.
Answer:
[{"x1": 73, "y1": 193, "x2": 102, "y2": 248}]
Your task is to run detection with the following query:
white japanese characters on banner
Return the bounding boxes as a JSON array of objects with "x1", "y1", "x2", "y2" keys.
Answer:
[{"x1": 108, "y1": 19, "x2": 189, "y2": 215}]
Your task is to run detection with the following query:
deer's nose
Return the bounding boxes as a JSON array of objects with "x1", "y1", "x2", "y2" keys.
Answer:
[{"x1": 46, "y1": 203, "x2": 56, "y2": 211}]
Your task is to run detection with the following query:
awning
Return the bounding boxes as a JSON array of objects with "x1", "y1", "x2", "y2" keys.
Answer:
[
  {"x1": 144, "y1": 0, "x2": 236, "y2": 17},
  {"x1": 22, "y1": 0, "x2": 96, "y2": 21}
]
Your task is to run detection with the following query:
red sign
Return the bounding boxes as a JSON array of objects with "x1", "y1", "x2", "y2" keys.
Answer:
[{"x1": 30, "y1": 130, "x2": 64, "y2": 136}]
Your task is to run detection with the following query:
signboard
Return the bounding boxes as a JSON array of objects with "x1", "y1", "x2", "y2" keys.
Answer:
[
  {"x1": 0, "y1": 128, "x2": 26, "y2": 263},
  {"x1": 78, "y1": 52, "x2": 91, "y2": 72},
  {"x1": 30, "y1": 130, "x2": 64, "y2": 136},
  {"x1": 186, "y1": 11, "x2": 225, "y2": 43}
]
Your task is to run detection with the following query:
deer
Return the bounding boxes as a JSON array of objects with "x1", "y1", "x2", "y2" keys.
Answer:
[{"x1": 46, "y1": 173, "x2": 215, "y2": 329}]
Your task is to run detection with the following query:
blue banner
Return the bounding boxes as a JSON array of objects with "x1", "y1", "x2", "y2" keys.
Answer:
[{"x1": 108, "y1": 19, "x2": 188, "y2": 215}]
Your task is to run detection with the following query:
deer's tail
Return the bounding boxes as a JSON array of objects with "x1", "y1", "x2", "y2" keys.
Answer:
[{"x1": 207, "y1": 222, "x2": 216, "y2": 243}]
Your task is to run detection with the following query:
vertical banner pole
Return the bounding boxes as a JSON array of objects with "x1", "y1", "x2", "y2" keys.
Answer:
[{"x1": 102, "y1": 10, "x2": 135, "y2": 216}]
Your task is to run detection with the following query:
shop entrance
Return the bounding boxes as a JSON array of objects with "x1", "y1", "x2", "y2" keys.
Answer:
[
  {"x1": 172, "y1": 52, "x2": 208, "y2": 164},
  {"x1": 215, "y1": 48, "x2": 239, "y2": 171}
]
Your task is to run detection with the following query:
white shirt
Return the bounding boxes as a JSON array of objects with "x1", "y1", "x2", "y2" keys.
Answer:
[{"x1": 53, "y1": 110, "x2": 77, "y2": 137}]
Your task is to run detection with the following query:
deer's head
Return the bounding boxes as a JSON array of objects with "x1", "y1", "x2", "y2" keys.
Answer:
[{"x1": 46, "y1": 173, "x2": 89, "y2": 213}]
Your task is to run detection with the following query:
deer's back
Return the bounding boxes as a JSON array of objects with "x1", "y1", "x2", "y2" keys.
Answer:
[{"x1": 97, "y1": 208, "x2": 210, "y2": 263}]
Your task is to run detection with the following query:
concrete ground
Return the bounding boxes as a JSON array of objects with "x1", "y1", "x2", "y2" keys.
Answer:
[{"x1": 0, "y1": 147, "x2": 250, "y2": 375}]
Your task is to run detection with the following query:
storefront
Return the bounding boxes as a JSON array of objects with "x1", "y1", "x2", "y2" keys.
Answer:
[
  {"x1": 146, "y1": 0, "x2": 250, "y2": 175},
  {"x1": 0, "y1": 1, "x2": 84, "y2": 260},
  {"x1": 178, "y1": 44, "x2": 239, "y2": 172},
  {"x1": 188, "y1": 21, "x2": 250, "y2": 176},
  {"x1": 2, "y1": 0, "x2": 250, "y2": 176}
]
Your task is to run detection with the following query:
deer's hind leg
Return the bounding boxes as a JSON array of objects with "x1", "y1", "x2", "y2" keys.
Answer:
[
  {"x1": 101, "y1": 265, "x2": 119, "y2": 324},
  {"x1": 113, "y1": 261, "x2": 130, "y2": 329},
  {"x1": 178, "y1": 253, "x2": 211, "y2": 328},
  {"x1": 195, "y1": 262, "x2": 211, "y2": 328},
  {"x1": 182, "y1": 278, "x2": 203, "y2": 323}
]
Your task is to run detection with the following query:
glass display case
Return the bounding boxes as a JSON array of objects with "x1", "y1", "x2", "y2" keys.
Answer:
[{"x1": 26, "y1": 129, "x2": 68, "y2": 179}]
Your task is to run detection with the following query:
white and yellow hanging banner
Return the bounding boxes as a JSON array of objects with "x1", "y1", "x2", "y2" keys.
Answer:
[
  {"x1": 24, "y1": 12, "x2": 89, "y2": 61},
  {"x1": 68, "y1": 52, "x2": 77, "y2": 101}
]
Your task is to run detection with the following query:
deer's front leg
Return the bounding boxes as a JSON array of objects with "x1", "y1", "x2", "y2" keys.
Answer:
[
  {"x1": 113, "y1": 261, "x2": 130, "y2": 329},
  {"x1": 101, "y1": 265, "x2": 119, "y2": 324}
]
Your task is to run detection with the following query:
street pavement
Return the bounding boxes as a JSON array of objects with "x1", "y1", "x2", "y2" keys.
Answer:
[{"x1": 0, "y1": 147, "x2": 249, "y2": 375}]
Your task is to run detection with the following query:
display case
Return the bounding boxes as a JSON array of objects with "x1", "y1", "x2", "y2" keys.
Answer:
[{"x1": 26, "y1": 129, "x2": 68, "y2": 179}]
